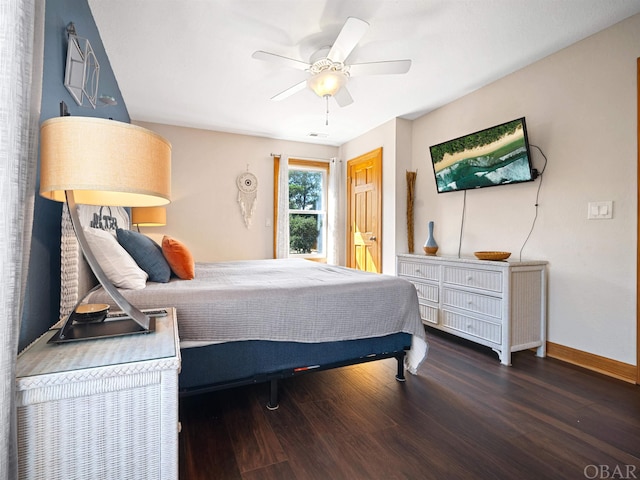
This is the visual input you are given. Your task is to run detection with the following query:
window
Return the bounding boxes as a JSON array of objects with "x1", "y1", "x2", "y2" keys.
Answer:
[
  {"x1": 288, "y1": 160, "x2": 328, "y2": 258},
  {"x1": 276, "y1": 159, "x2": 329, "y2": 260}
]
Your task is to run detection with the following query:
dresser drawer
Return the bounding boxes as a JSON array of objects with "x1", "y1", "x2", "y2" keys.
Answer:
[
  {"x1": 418, "y1": 304, "x2": 439, "y2": 325},
  {"x1": 410, "y1": 280, "x2": 439, "y2": 303},
  {"x1": 443, "y1": 266, "x2": 502, "y2": 293},
  {"x1": 442, "y1": 288, "x2": 502, "y2": 319},
  {"x1": 397, "y1": 260, "x2": 440, "y2": 281},
  {"x1": 441, "y1": 310, "x2": 501, "y2": 344}
]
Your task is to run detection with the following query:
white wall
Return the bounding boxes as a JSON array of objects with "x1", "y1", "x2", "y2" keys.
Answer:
[
  {"x1": 134, "y1": 122, "x2": 338, "y2": 262},
  {"x1": 395, "y1": 118, "x2": 413, "y2": 259},
  {"x1": 410, "y1": 14, "x2": 640, "y2": 365}
]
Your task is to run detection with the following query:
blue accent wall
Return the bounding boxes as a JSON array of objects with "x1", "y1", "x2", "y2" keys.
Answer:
[{"x1": 19, "y1": 0, "x2": 130, "y2": 351}]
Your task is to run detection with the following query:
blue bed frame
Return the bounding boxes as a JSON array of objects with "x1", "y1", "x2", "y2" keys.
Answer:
[{"x1": 179, "y1": 332, "x2": 412, "y2": 409}]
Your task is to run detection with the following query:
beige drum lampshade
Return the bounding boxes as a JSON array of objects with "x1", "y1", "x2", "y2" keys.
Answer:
[
  {"x1": 131, "y1": 206, "x2": 167, "y2": 227},
  {"x1": 39, "y1": 116, "x2": 171, "y2": 207}
]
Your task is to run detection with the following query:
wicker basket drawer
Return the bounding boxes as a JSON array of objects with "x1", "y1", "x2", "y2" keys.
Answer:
[
  {"x1": 397, "y1": 260, "x2": 440, "y2": 281},
  {"x1": 418, "y1": 303, "x2": 439, "y2": 325},
  {"x1": 441, "y1": 310, "x2": 501, "y2": 344},
  {"x1": 18, "y1": 375, "x2": 167, "y2": 480},
  {"x1": 443, "y1": 266, "x2": 502, "y2": 293},
  {"x1": 442, "y1": 288, "x2": 502, "y2": 319}
]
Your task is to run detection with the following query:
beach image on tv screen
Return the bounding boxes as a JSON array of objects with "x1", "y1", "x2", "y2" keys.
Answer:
[{"x1": 430, "y1": 119, "x2": 531, "y2": 193}]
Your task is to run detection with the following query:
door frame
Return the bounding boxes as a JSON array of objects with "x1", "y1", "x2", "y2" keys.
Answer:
[
  {"x1": 346, "y1": 147, "x2": 383, "y2": 272},
  {"x1": 636, "y1": 58, "x2": 640, "y2": 384}
]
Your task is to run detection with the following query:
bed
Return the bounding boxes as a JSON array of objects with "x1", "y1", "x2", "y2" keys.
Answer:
[{"x1": 60, "y1": 205, "x2": 428, "y2": 408}]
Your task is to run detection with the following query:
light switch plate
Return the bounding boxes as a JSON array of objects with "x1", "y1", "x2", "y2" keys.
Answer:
[{"x1": 587, "y1": 201, "x2": 613, "y2": 219}]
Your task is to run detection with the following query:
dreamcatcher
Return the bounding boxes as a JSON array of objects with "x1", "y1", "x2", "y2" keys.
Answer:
[{"x1": 237, "y1": 169, "x2": 258, "y2": 228}]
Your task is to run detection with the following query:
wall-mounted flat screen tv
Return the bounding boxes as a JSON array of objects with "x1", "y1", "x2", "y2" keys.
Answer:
[{"x1": 429, "y1": 117, "x2": 535, "y2": 193}]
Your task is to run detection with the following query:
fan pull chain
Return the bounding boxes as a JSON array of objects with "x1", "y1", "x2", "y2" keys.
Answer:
[{"x1": 325, "y1": 95, "x2": 330, "y2": 126}]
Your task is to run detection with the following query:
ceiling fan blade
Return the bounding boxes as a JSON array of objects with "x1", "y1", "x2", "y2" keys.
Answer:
[
  {"x1": 252, "y1": 51, "x2": 310, "y2": 71},
  {"x1": 271, "y1": 80, "x2": 307, "y2": 101},
  {"x1": 334, "y1": 86, "x2": 354, "y2": 107},
  {"x1": 327, "y1": 17, "x2": 369, "y2": 64},
  {"x1": 349, "y1": 59, "x2": 412, "y2": 77}
]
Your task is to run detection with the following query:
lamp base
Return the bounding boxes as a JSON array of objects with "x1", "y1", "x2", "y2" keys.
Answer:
[{"x1": 48, "y1": 313, "x2": 156, "y2": 344}]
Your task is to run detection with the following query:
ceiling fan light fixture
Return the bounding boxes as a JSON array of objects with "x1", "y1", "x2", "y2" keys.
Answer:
[
  {"x1": 307, "y1": 69, "x2": 346, "y2": 98},
  {"x1": 253, "y1": 16, "x2": 410, "y2": 109}
]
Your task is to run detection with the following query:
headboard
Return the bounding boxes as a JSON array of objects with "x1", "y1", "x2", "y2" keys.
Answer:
[{"x1": 59, "y1": 203, "x2": 130, "y2": 320}]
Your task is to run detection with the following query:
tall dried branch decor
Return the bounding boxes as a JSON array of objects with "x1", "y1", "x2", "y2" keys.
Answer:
[{"x1": 406, "y1": 170, "x2": 417, "y2": 252}]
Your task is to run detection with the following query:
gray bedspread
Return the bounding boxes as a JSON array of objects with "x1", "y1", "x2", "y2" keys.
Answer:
[{"x1": 85, "y1": 259, "x2": 428, "y2": 372}]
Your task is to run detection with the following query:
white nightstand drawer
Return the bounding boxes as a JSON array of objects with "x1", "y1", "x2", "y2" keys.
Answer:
[
  {"x1": 418, "y1": 303, "x2": 439, "y2": 325},
  {"x1": 442, "y1": 288, "x2": 502, "y2": 319},
  {"x1": 397, "y1": 260, "x2": 440, "y2": 281},
  {"x1": 443, "y1": 266, "x2": 502, "y2": 293},
  {"x1": 410, "y1": 280, "x2": 439, "y2": 303},
  {"x1": 441, "y1": 310, "x2": 501, "y2": 344}
]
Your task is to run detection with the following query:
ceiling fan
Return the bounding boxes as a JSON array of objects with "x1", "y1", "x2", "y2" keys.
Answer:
[{"x1": 252, "y1": 17, "x2": 412, "y2": 108}]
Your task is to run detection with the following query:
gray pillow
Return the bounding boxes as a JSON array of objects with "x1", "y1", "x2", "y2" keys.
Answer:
[{"x1": 116, "y1": 228, "x2": 171, "y2": 283}]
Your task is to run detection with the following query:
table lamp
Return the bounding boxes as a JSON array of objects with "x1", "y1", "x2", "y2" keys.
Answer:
[
  {"x1": 131, "y1": 206, "x2": 167, "y2": 232},
  {"x1": 39, "y1": 115, "x2": 171, "y2": 341}
]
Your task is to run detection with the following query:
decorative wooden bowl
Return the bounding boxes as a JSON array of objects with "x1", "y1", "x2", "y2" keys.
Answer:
[
  {"x1": 74, "y1": 303, "x2": 109, "y2": 323},
  {"x1": 474, "y1": 251, "x2": 511, "y2": 261}
]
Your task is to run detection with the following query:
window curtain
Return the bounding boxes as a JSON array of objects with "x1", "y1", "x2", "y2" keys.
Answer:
[
  {"x1": 0, "y1": 0, "x2": 43, "y2": 477},
  {"x1": 275, "y1": 155, "x2": 290, "y2": 258},
  {"x1": 327, "y1": 158, "x2": 340, "y2": 265}
]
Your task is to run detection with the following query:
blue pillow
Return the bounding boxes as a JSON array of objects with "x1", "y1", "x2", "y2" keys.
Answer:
[{"x1": 116, "y1": 228, "x2": 171, "y2": 283}]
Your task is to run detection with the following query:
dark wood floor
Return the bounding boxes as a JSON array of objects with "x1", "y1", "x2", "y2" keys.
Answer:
[{"x1": 178, "y1": 329, "x2": 640, "y2": 479}]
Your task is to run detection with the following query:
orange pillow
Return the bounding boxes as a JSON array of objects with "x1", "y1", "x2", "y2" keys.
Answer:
[{"x1": 162, "y1": 235, "x2": 195, "y2": 280}]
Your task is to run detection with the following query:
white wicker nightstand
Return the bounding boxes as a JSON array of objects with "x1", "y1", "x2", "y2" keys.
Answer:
[{"x1": 16, "y1": 308, "x2": 181, "y2": 480}]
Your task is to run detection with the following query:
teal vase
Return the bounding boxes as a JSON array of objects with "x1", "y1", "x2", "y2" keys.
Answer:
[{"x1": 423, "y1": 221, "x2": 438, "y2": 255}]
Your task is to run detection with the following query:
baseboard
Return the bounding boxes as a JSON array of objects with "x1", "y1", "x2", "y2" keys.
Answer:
[{"x1": 546, "y1": 342, "x2": 637, "y2": 384}]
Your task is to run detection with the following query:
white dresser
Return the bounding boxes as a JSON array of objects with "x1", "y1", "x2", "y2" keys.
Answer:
[
  {"x1": 397, "y1": 254, "x2": 547, "y2": 365},
  {"x1": 16, "y1": 308, "x2": 181, "y2": 480}
]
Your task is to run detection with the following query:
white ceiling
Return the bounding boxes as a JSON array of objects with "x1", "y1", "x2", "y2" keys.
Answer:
[{"x1": 88, "y1": 0, "x2": 640, "y2": 147}]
